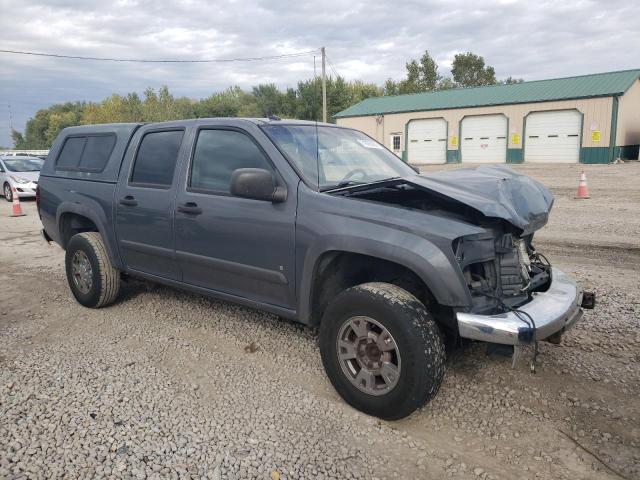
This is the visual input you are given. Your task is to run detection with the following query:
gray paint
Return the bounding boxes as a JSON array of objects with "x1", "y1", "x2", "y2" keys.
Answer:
[
  {"x1": 405, "y1": 166, "x2": 554, "y2": 235},
  {"x1": 39, "y1": 118, "x2": 555, "y2": 326}
]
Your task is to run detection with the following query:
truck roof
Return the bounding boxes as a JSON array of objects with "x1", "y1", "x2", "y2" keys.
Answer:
[{"x1": 59, "y1": 118, "x2": 339, "y2": 136}]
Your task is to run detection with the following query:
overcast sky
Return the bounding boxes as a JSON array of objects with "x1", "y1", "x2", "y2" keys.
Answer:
[{"x1": 1, "y1": 0, "x2": 639, "y2": 146}]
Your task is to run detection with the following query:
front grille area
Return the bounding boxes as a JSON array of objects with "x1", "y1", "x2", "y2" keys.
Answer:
[
  {"x1": 458, "y1": 231, "x2": 552, "y2": 313},
  {"x1": 497, "y1": 235, "x2": 529, "y2": 300}
]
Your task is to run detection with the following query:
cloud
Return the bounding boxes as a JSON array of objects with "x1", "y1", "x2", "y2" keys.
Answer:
[{"x1": 0, "y1": 0, "x2": 639, "y2": 145}]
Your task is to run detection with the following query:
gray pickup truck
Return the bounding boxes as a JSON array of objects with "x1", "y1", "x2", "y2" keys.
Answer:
[{"x1": 38, "y1": 118, "x2": 593, "y2": 419}]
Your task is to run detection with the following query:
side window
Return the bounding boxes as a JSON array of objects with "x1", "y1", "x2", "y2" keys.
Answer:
[
  {"x1": 190, "y1": 129, "x2": 273, "y2": 193},
  {"x1": 57, "y1": 137, "x2": 86, "y2": 169},
  {"x1": 56, "y1": 134, "x2": 116, "y2": 172},
  {"x1": 0, "y1": 163, "x2": 4, "y2": 173},
  {"x1": 80, "y1": 135, "x2": 116, "y2": 171},
  {"x1": 131, "y1": 130, "x2": 184, "y2": 188}
]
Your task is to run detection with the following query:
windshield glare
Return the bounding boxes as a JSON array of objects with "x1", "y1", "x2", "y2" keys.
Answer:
[
  {"x1": 3, "y1": 158, "x2": 44, "y2": 172},
  {"x1": 263, "y1": 125, "x2": 415, "y2": 190}
]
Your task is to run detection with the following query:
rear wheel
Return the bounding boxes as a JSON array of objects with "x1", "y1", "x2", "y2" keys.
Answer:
[
  {"x1": 319, "y1": 282, "x2": 445, "y2": 420},
  {"x1": 3, "y1": 183, "x2": 12, "y2": 202},
  {"x1": 65, "y1": 232, "x2": 120, "y2": 308}
]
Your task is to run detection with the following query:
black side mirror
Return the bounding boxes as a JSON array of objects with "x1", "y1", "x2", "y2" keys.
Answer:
[{"x1": 230, "y1": 168, "x2": 287, "y2": 203}]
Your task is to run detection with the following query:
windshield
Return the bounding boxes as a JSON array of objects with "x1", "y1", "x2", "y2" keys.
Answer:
[
  {"x1": 3, "y1": 158, "x2": 44, "y2": 172},
  {"x1": 262, "y1": 125, "x2": 415, "y2": 191}
]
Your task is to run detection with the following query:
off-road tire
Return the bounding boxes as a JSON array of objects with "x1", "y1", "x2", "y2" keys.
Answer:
[
  {"x1": 3, "y1": 183, "x2": 12, "y2": 202},
  {"x1": 65, "y1": 232, "x2": 120, "y2": 308},
  {"x1": 319, "y1": 282, "x2": 445, "y2": 420}
]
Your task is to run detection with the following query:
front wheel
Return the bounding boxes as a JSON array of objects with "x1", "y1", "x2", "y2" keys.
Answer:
[
  {"x1": 319, "y1": 282, "x2": 445, "y2": 420},
  {"x1": 3, "y1": 183, "x2": 12, "y2": 202},
  {"x1": 65, "y1": 232, "x2": 121, "y2": 308}
]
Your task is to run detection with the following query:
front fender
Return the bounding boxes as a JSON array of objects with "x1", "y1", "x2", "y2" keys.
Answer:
[{"x1": 297, "y1": 233, "x2": 473, "y2": 324}]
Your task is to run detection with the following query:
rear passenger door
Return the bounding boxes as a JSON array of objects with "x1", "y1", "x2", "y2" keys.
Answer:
[
  {"x1": 115, "y1": 126, "x2": 187, "y2": 280},
  {"x1": 174, "y1": 125, "x2": 297, "y2": 309}
]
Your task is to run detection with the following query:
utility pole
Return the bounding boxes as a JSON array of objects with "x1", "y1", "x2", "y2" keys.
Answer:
[
  {"x1": 8, "y1": 104, "x2": 13, "y2": 131},
  {"x1": 321, "y1": 47, "x2": 327, "y2": 123}
]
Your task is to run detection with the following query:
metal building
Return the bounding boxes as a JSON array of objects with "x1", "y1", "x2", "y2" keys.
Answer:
[{"x1": 335, "y1": 69, "x2": 640, "y2": 164}]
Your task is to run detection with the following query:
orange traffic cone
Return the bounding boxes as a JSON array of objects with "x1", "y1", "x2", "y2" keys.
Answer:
[
  {"x1": 10, "y1": 186, "x2": 25, "y2": 217},
  {"x1": 575, "y1": 171, "x2": 590, "y2": 199}
]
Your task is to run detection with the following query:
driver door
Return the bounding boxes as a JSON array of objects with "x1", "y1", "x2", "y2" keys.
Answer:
[{"x1": 174, "y1": 126, "x2": 297, "y2": 309}]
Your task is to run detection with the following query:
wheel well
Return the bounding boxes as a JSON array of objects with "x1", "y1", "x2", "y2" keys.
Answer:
[
  {"x1": 309, "y1": 251, "x2": 451, "y2": 327},
  {"x1": 59, "y1": 213, "x2": 99, "y2": 249}
]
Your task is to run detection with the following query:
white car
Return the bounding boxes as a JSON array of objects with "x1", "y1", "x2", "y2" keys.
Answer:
[{"x1": 0, "y1": 155, "x2": 43, "y2": 202}]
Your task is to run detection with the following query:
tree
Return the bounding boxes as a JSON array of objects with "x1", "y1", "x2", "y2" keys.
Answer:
[
  {"x1": 295, "y1": 77, "x2": 322, "y2": 120},
  {"x1": 383, "y1": 78, "x2": 399, "y2": 96},
  {"x1": 418, "y1": 50, "x2": 439, "y2": 91},
  {"x1": 385, "y1": 50, "x2": 442, "y2": 95},
  {"x1": 501, "y1": 76, "x2": 524, "y2": 85},
  {"x1": 437, "y1": 77, "x2": 456, "y2": 90},
  {"x1": 346, "y1": 79, "x2": 381, "y2": 104},
  {"x1": 194, "y1": 86, "x2": 245, "y2": 118},
  {"x1": 280, "y1": 87, "x2": 298, "y2": 118},
  {"x1": 451, "y1": 52, "x2": 497, "y2": 87},
  {"x1": 10, "y1": 129, "x2": 26, "y2": 149},
  {"x1": 252, "y1": 83, "x2": 284, "y2": 117},
  {"x1": 398, "y1": 59, "x2": 422, "y2": 94}
]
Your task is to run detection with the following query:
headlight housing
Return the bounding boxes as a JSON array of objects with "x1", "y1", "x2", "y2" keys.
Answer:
[{"x1": 10, "y1": 175, "x2": 29, "y2": 184}]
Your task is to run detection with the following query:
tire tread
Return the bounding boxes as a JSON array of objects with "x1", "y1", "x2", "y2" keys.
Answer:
[
  {"x1": 70, "y1": 232, "x2": 120, "y2": 308},
  {"x1": 319, "y1": 281, "x2": 445, "y2": 420}
]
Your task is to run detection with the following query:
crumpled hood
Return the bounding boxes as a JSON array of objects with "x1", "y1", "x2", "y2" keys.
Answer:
[{"x1": 405, "y1": 165, "x2": 554, "y2": 235}]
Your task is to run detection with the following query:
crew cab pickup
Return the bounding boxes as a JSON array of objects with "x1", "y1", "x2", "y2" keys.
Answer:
[{"x1": 38, "y1": 118, "x2": 593, "y2": 419}]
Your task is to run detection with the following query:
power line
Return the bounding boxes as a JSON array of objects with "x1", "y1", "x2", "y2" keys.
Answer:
[
  {"x1": 325, "y1": 55, "x2": 341, "y2": 79},
  {"x1": 0, "y1": 48, "x2": 320, "y2": 64}
]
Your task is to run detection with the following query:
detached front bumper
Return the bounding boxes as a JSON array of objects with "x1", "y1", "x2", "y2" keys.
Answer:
[{"x1": 457, "y1": 268, "x2": 583, "y2": 345}]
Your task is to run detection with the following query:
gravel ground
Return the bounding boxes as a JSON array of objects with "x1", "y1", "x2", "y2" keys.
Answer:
[{"x1": 1, "y1": 163, "x2": 639, "y2": 480}]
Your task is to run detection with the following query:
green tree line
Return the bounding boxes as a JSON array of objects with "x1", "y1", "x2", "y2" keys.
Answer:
[
  {"x1": 11, "y1": 79, "x2": 381, "y2": 149},
  {"x1": 11, "y1": 50, "x2": 522, "y2": 149}
]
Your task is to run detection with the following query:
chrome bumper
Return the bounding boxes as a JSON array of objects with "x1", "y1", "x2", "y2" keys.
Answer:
[{"x1": 457, "y1": 268, "x2": 583, "y2": 345}]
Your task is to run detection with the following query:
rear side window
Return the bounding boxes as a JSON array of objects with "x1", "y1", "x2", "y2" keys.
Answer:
[
  {"x1": 130, "y1": 130, "x2": 184, "y2": 188},
  {"x1": 57, "y1": 137, "x2": 86, "y2": 169},
  {"x1": 56, "y1": 134, "x2": 116, "y2": 172},
  {"x1": 190, "y1": 129, "x2": 273, "y2": 193},
  {"x1": 81, "y1": 136, "x2": 116, "y2": 170}
]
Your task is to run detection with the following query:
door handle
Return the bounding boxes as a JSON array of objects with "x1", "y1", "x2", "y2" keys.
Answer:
[
  {"x1": 177, "y1": 202, "x2": 202, "y2": 215},
  {"x1": 119, "y1": 195, "x2": 138, "y2": 207}
]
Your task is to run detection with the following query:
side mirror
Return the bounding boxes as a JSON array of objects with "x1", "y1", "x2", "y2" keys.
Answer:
[{"x1": 230, "y1": 168, "x2": 287, "y2": 203}]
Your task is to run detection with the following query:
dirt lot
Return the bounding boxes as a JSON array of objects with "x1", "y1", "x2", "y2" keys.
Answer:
[{"x1": 1, "y1": 163, "x2": 639, "y2": 480}]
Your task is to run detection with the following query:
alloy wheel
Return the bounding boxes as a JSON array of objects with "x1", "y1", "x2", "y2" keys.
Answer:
[
  {"x1": 71, "y1": 250, "x2": 93, "y2": 294},
  {"x1": 336, "y1": 316, "x2": 401, "y2": 396}
]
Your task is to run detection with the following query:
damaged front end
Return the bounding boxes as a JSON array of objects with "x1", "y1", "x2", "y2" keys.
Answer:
[
  {"x1": 453, "y1": 229, "x2": 586, "y2": 346},
  {"x1": 454, "y1": 230, "x2": 551, "y2": 314},
  {"x1": 404, "y1": 166, "x2": 594, "y2": 348},
  {"x1": 331, "y1": 165, "x2": 594, "y2": 350}
]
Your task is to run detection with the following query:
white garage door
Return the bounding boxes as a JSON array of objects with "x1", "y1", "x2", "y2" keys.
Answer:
[
  {"x1": 460, "y1": 115, "x2": 507, "y2": 163},
  {"x1": 407, "y1": 118, "x2": 447, "y2": 165},
  {"x1": 524, "y1": 110, "x2": 581, "y2": 163}
]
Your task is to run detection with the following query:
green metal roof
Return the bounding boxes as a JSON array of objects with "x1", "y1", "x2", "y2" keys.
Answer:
[{"x1": 335, "y1": 69, "x2": 640, "y2": 118}]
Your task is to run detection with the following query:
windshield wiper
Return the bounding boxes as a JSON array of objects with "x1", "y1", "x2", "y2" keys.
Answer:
[
  {"x1": 336, "y1": 180, "x2": 365, "y2": 189},
  {"x1": 321, "y1": 176, "x2": 402, "y2": 193},
  {"x1": 319, "y1": 181, "x2": 358, "y2": 192}
]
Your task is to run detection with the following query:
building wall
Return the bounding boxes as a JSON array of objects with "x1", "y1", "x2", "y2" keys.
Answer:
[
  {"x1": 337, "y1": 96, "x2": 615, "y2": 163},
  {"x1": 616, "y1": 79, "x2": 640, "y2": 159}
]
